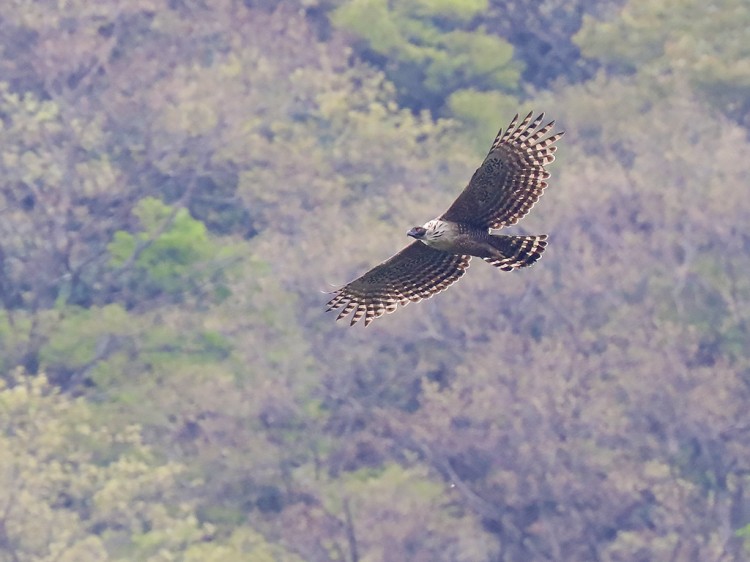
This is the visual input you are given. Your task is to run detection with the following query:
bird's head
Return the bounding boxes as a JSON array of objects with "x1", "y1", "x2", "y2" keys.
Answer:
[
  {"x1": 407, "y1": 226, "x2": 427, "y2": 239},
  {"x1": 408, "y1": 219, "x2": 448, "y2": 242}
]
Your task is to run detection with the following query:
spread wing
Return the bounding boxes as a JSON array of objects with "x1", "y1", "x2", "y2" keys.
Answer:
[
  {"x1": 326, "y1": 242, "x2": 471, "y2": 327},
  {"x1": 441, "y1": 112, "x2": 564, "y2": 229}
]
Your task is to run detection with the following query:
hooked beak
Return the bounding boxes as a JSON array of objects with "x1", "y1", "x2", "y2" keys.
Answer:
[{"x1": 407, "y1": 227, "x2": 424, "y2": 239}]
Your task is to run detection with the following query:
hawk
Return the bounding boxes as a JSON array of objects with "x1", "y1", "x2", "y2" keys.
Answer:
[{"x1": 327, "y1": 111, "x2": 563, "y2": 326}]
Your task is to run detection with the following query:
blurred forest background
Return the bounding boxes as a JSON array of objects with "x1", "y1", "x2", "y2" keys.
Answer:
[{"x1": 0, "y1": 0, "x2": 749, "y2": 560}]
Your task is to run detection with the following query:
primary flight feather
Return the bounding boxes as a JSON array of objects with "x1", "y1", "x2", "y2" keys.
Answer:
[{"x1": 327, "y1": 111, "x2": 564, "y2": 327}]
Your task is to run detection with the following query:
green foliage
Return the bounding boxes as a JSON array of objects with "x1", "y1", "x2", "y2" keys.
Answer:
[
  {"x1": 182, "y1": 528, "x2": 305, "y2": 562},
  {"x1": 0, "y1": 370, "x2": 194, "y2": 560},
  {"x1": 332, "y1": 0, "x2": 520, "y2": 112},
  {"x1": 40, "y1": 305, "x2": 130, "y2": 369},
  {"x1": 0, "y1": 369, "x2": 310, "y2": 561},
  {"x1": 0, "y1": 82, "x2": 125, "y2": 310},
  {"x1": 446, "y1": 89, "x2": 523, "y2": 152},
  {"x1": 0, "y1": 310, "x2": 34, "y2": 372},
  {"x1": 576, "y1": 0, "x2": 750, "y2": 123},
  {"x1": 739, "y1": 524, "x2": 750, "y2": 556},
  {"x1": 108, "y1": 197, "x2": 235, "y2": 303}
]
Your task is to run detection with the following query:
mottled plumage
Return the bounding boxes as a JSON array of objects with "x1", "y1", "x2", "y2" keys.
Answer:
[{"x1": 327, "y1": 111, "x2": 563, "y2": 326}]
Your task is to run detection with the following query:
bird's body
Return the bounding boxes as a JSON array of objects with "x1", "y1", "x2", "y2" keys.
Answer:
[
  {"x1": 327, "y1": 111, "x2": 564, "y2": 326},
  {"x1": 414, "y1": 219, "x2": 546, "y2": 266},
  {"x1": 416, "y1": 220, "x2": 476, "y2": 253}
]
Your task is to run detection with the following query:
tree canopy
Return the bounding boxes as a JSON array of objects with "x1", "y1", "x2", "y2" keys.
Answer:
[{"x1": 1, "y1": 1, "x2": 749, "y2": 560}]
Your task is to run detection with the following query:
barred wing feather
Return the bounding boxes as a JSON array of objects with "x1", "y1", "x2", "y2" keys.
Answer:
[
  {"x1": 327, "y1": 242, "x2": 471, "y2": 326},
  {"x1": 441, "y1": 111, "x2": 564, "y2": 230}
]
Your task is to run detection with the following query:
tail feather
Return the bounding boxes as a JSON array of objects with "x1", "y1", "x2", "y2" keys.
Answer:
[{"x1": 484, "y1": 234, "x2": 547, "y2": 271}]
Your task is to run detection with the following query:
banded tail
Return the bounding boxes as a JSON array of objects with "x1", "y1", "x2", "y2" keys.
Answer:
[{"x1": 484, "y1": 234, "x2": 547, "y2": 271}]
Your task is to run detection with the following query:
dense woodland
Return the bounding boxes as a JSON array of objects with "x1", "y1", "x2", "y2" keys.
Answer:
[{"x1": 0, "y1": 0, "x2": 749, "y2": 560}]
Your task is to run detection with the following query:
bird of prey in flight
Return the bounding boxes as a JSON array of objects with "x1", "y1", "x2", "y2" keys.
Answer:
[{"x1": 327, "y1": 111, "x2": 564, "y2": 326}]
